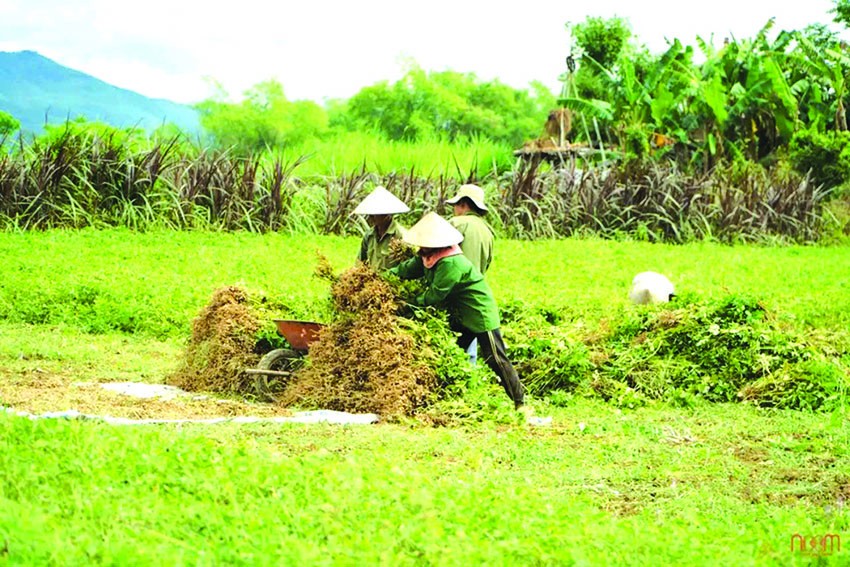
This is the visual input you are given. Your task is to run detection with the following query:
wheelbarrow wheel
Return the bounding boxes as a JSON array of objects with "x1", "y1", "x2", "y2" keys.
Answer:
[{"x1": 254, "y1": 348, "x2": 305, "y2": 402}]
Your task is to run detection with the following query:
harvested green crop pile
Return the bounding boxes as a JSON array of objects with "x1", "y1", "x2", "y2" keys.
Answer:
[
  {"x1": 166, "y1": 270, "x2": 846, "y2": 416},
  {"x1": 278, "y1": 263, "x2": 470, "y2": 418},
  {"x1": 503, "y1": 295, "x2": 849, "y2": 411}
]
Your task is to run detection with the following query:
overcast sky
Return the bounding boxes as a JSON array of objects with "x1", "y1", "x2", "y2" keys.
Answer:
[{"x1": 1, "y1": 0, "x2": 846, "y2": 105}]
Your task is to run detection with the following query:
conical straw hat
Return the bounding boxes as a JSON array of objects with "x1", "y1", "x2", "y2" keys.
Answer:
[
  {"x1": 445, "y1": 183, "x2": 487, "y2": 211},
  {"x1": 403, "y1": 212, "x2": 464, "y2": 248},
  {"x1": 353, "y1": 186, "x2": 410, "y2": 215}
]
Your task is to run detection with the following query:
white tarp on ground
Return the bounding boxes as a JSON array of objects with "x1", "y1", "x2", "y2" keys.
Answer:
[
  {"x1": 3, "y1": 382, "x2": 552, "y2": 427},
  {"x1": 1, "y1": 406, "x2": 380, "y2": 425},
  {"x1": 3, "y1": 382, "x2": 378, "y2": 425},
  {"x1": 97, "y1": 382, "x2": 185, "y2": 400}
]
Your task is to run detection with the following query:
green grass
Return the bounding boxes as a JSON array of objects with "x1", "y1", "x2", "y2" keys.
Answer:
[
  {"x1": 1, "y1": 401, "x2": 847, "y2": 566},
  {"x1": 1, "y1": 229, "x2": 848, "y2": 565},
  {"x1": 0, "y1": 229, "x2": 355, "y2": 337},
  {"x1": 488, "y1": 238, "x2": 850, "y2": 331},
  {"x1": 1, "y1": 229, "x2": 849, "y2": 336},
  {"x1": 280, "y1": 131, "x2": 513, "y2": 178},
  {"x1": 0, "y1": 322, "x2": 179, "y2": 384}
]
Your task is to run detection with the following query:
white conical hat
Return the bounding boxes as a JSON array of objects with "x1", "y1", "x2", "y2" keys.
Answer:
[
  {"x1": 446, "y1": 183, "x2": 487, "y2": 211},
  {"x1": 403, "y1": 212, "x2": 464, "y2": 248},
  {"x1": 353, "y1": 186, "x2": 410, "y2": 215}
]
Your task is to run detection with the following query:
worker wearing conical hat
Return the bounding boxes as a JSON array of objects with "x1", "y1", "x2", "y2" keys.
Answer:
[
  {"x1": 446, "y1": 184, "x2": 494, "y2": 276},
  {"x1": 353, "y1": 186, "x2": 410, "y2": 271},
  {"x1": 388, "y1": 212, "x2": 526, "y2": 410}
]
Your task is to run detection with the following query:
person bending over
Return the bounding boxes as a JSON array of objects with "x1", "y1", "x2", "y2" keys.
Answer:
[{"x1": 388, "y1": 212, "x2": 526, "y2": 411}]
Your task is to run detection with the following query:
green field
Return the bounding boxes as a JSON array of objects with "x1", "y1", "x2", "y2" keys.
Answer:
[
  {"x1": 2, "y1": 229, "x2": 849, "y2": 335},
  {"x1": 0, "y1": 229, "x2": 848, "y2": 565}
]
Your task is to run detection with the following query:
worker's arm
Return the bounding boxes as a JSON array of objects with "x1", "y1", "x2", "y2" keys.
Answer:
[
  {"x1": 358, "y1": 235, "x2": 368, "y2": 262},
  {"x1": 388, "y1": 256, "x2": 424, "y2": 280}
]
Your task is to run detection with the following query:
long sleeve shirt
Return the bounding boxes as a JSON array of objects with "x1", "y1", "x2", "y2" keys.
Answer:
[
  {"x1": 390, "y1": 253, "x2": 500, "y2": 333},
  {"x1": 358, "y1": 219, "x2": 406, "y2": 271},
  {"x1": 449, "y1": 212, "x2": 494, "y2": 275}
]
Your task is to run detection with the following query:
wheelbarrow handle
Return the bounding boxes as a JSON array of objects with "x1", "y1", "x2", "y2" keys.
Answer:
[{"x1": 245, "y1": 368, "x2": 292, "y2": 377}]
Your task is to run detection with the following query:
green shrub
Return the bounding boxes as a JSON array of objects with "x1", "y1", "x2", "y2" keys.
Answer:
[{"x1": 789, "y1": 128, "x2": 850, "y2": 193}]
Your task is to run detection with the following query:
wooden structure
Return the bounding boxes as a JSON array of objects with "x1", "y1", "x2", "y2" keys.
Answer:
[{"x1": 513, "y1": 140, "x2": 602, "y2": 165}]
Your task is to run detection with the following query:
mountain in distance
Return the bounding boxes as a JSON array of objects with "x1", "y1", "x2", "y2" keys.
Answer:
[{"x1": 0, "y1": 50, "x2": 200, "y2": 135}]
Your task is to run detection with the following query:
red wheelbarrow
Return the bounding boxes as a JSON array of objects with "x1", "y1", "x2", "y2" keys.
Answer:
[{"x1": 246, "y1": 319, "x2": 325, "y2": 402}]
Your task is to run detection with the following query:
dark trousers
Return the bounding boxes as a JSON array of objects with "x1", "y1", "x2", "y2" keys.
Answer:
[{"x1": 457, "y1": 328, "x2": 525, "y2": 408}]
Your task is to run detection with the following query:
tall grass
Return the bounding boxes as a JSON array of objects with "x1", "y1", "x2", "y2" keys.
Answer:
[
  {"x1": 493, "y1": 157, "x2": 838, "y2": 243},
  {"x1": 0, "y1": 129, "x2": 311, "y2": 232},
  {"x1": 0, "y1": 126, "x2": 843, "y2": 243}
]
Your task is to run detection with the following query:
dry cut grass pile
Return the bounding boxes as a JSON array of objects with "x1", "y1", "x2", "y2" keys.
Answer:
[
  {"x1": 164, "y1": 263, "x2": 463, "y2": 418},
  {"x1": 279, "y1": 264, "x2": 440, "y2": 417},
  {"x1": 167, "y1": 286, "x2": 260, "y2": 395}
]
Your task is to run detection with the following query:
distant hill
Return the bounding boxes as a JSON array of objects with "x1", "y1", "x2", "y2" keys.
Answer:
[{"x1": 0, "y1": 50, "x2": 201, "y2": 135}]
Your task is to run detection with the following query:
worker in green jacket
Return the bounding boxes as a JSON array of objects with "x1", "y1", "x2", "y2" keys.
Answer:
[
  {"x1": 388, "y1": 212, "x2": 526, "y2": 411},
  {"x1": 446, "y1": 183, "x2": 494, "y2": 275},
  {"x1": 353, "y1": 186, "x2": 410, "y2": 271},
  {"x1": 446, "y1": 183, "x2": 495, "y2": 364}
]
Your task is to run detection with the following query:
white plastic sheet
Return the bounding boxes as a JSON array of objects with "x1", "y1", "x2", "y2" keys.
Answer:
[
  {"x1": 2, "y1": 406, "x2": 378, "y2": 425},
  {"x1": 97, "y1": 382, "x2": 184, "y2": 400}
]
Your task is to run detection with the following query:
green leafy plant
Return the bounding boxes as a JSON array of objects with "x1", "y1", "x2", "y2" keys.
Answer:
[{"x1": 789, "y1": 128, "x2": 850, "y2": 194}]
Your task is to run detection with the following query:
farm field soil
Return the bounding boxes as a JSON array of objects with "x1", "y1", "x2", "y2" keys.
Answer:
[{"x1": 0, "y1": 323, "x2": 290, "y2": 420}]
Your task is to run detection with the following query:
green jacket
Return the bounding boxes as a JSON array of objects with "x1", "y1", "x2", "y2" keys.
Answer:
[
  {"x1": 390, "y1": 253, "x2": 500, "y2": 333},
  {"x1": 449, "y1": 212, "x2": 494, "y2": 275},
  {"x1": 358, "y1": 219, "x2": 406, "y2": 271}
]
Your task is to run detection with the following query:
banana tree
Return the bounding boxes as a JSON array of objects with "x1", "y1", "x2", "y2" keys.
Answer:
[
  {"x1": 557, "y1": 18, "x2": 803, "y2": 169},
  {"x1": 673, "y1": 20, "x2": 799, "y2": 168},
  {"x1": 793, "y1": 31, "x2": 850, "y2": 132},
  {"x1": 559, "y1": 40, "x2": 696, "y2": 160},
  {"x1": 716, "y1": 22, "x2": 799, "y2": 161}
]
